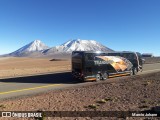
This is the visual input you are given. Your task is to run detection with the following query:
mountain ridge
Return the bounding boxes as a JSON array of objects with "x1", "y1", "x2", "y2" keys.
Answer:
[
  {"x1": 44, "y1": 39, "x2": 113, "y2": 54},
  {"x1": 9, "y1": 40, "x2": 49, "y2": 56},
  {"x1": 7, "y1": 39, "x2": 114, "y2": 58}
]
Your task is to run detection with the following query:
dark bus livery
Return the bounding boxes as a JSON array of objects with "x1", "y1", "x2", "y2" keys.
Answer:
[
  {"x1": 72, "y1": 51, "x2": 143, "y2": 81},
  {"x1": 107, "y1": 51, "x2": 143, "y2": 74}
]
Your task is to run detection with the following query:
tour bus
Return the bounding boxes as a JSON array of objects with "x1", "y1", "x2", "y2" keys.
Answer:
[{"x1": 72, "y1": 51, "x2": 143, "y2": 81}]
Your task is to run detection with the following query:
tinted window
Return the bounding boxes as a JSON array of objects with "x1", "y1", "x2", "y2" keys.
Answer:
[
  {"x1": 85, "y1": 53, "x2": 106, "y2": 60},
  {"x1": 72, "y1": 52, "x2": 83, "y2": 58},
  {"x1": 136, "y1": 52, "x2": 142, "y2": 58},
  {"x1": 108, "y1": 53, "x2": 121, "y2": 56},
  {"x1": 85, "y1": 53, "x2": 94, "y2": 60},
  {"x1": 121, "y1": 53, "x2": 136, "y2": 59}
]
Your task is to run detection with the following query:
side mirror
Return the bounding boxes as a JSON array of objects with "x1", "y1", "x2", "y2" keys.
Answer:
[{"x1": 142, "y1": 59, "x2": 145, "y2": 64}]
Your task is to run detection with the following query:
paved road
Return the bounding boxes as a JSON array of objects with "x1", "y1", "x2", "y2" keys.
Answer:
[{"x1": 0, "y1": 63, "x2": 160, "y2": 100}]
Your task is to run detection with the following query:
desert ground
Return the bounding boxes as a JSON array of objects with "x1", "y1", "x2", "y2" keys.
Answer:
[
  {"x1": 0, "y1": 71, "x2": 159, "y2": 120},
  {"x1": 0, "y1": 57, "x2": 159, "y2": 120},
  {"x1": 0, "y1": 57, "x2": 71, "y2": 78},
  {"x1": 144, "y1": 57, "x2": 160, "y2": 64}
]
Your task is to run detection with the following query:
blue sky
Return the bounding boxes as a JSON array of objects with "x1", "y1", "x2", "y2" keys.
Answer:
[{"x1": 0, "y1": 0, "x2": 160, "y2": 56}]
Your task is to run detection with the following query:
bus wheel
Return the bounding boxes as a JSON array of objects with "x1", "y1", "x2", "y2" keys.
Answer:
[
  {"x1": 96, "y1": 74, "x2": 101, "y2": 82},
  {"x1": 133, "y1": 68, "x2": 138, "y2": 75},
  {"x1": 103, "y1": 73, "x2": 108, "y2": 80},
  {"x1": 130, "y1": 69, "x2": 133, "y2": 76}
]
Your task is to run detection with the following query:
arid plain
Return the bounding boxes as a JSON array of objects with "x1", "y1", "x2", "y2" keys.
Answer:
[
  {"x1": 0, "y1": 57, "x2": 160, "y2": 120},
  {"x1": 0, "y1": 57, "x2": 71, "y2": 78}
]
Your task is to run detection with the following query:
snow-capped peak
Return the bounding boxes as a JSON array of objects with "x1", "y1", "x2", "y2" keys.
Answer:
[
  {"x1": 45, "y1": 39, "x2": 113, "y2": 53},
  {"x1": 25, "y1": 40, "x2": 49, "y2": 52},
  {"x1": 60, "y1": 39, "x2": 113, "y2": 52},
  {"x1": 9, "y1": 39, "x2": 114, "y2": 57},
  {"x1": 10, "y1": 40, "x2": 49, "y2": 56}
]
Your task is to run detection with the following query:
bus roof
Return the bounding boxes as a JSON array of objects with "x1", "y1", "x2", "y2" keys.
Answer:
[
  {"x1": 72, "y1": 51, "x2": 140, "y2": 54},
  {"x1": 72, "y1": 51, "x2": 108, "y2": 54}
]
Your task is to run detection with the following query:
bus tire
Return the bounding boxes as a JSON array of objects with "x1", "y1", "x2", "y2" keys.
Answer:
[
  {"x1": 96, "y1": 74, "x2": 101, "y2": 82},
  {"x1": 130, "y1": 69, "x2": 134, "y2": 76},
  {"x1": 133, "y1": 68, "x2": 138, "y2": 75},
  {"x1": 103, "y1": 73, "x2": 108, "y2": 80}
]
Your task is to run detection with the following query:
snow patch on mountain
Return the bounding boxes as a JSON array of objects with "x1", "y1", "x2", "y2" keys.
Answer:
[
  {"x1": 8, "y1": 39, "x2": 114, "y2": 57},
  {"x1": 10, "y1": 40, "x2": 49, "y2": 56},
  {"x1": 45, "y1": 39, "x2": 113, "y2": 53}
]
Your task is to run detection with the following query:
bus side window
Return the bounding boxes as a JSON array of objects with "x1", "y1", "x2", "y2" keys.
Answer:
[
  {"x1": 127, "y1": 54, "x2": 135, "y2": 59},
  {"x1": 85, "y1": 54, "x2": 94, "y2": 60},
  {"x1": 86, "y1": 67, "x2": 92, "y2": 73},
  {"x1": 94, "y1": 57, "x2": 101, "y2": 60}
]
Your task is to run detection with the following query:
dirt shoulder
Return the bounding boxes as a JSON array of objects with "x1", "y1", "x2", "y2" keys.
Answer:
[{"x1": 0, "y1": 72, "x2": 160, "y2": 120}]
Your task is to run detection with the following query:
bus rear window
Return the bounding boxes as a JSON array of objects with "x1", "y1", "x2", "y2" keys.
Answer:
[{"x1": 72, "y1": 52, "x2": 82, "y2": 58}]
